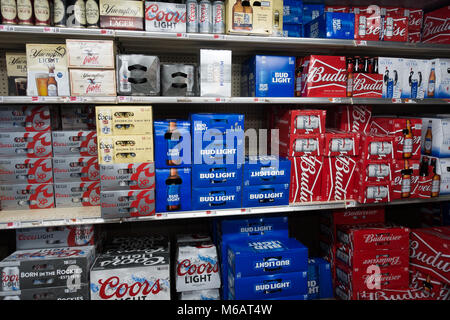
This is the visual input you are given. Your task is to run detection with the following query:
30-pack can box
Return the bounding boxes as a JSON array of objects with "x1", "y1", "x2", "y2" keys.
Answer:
[
  {"x1": 227, "y1": 238, "x2": 308, "y2": 278},
  {"x1": 100, "y1": 188, "x2": 155, "y2": 218},
  {"x1": 54, "y1": 181, "x2": 100, "y2": 207},
  {"x1": 5, "y1": 52, "x2": 27, "y2": 96},
  {"x1": 154, "y1": 120, "x2": 191, "y2": 168},
  {"x1": 99, "y1": 0, "x2": 144, "y2": 30},
  {"x1": 97, "y1": 135, "x2": 154, "y2": 164},
  {"x1": 401, "y1": 59, "x2": 430, "y2": 99},
  {"x1": 90, "y1": 251, "x2": 170, "y2": 300},
  {"x1": 241, "y1": 55, "x2": 296, "y2": 97},
  {"x1": 0, "y1": 246, "x2": 96, "y2": 292},
  {"x1": 242, "y1": 183, "x2": 289, "y2": 207},
  {"x1": 289, "y1": 156, "x2": 323, "y2": 203},
  {"x1": 391, "y1": 158, "x2": 420, "y2": 200},
  {"x1": 244, "y1": 156, "x2": 290, "y2": 186},
  {"x1": 378, "y1": 57, "x2": 404, "y2": 98},
  {"x1": 192, "y1": 163, "x2": 242, "y2": 188},
  {"x1": 0, "y1": 157, "x2": 53, "y2": 184},
  {"x1": 304, "y1": 12, "x2": 355, "y2": 39},
  {"x1": 96, "y1": 106, "x2": 153, "y2": 136},
  {"x1": 156, "y1": 167, "x2": 191, "y2": 213},
  {"x1": 100, "y1": 162, "x2": 155, "y2": 191},
  {"x1": 66, "y1": 39, "x2": 115, "y2": 69},
  {"x1": 52, "y1": 131, "x2": 97, "y2": 157},
  {"x1": 192, "y1": 186, "x2": 242, "y2": 210},
  {"x1": 279, "y1": 133, "x2": 325, "y2": 157},
  {"x1": 0, "y1": 183, "x2": 54, "y2": 210},
  {"x1": 69, "y1": 69, "x2": 117, "y2": 96},
  {"x1": 161, "y1": 64, "x2": 197, "y2": 97},
  {"x1": 0, "y1": 106, "x2": 51, "y2": 133},
  {"x1": 277, "y1": 109, "x2": 326, "y2": 135},
  {"x1": 322, "y1": 155, "x2": 358, "y2": 201},
  {"x1": 0, "y1": 132, "x2": 52, "y2": 158},
  {"x1": 53, "y1": 156, "x2": 99, "y2": 182},
  {"x1": 225, "y1": 0, "x2": 273, "y2": 36},
  {"x1": 199, "y1": 49, "x2": 232, "y2": 97},
  {"x1": 116, "y1": 55, "x2": 160, "y2": 96},
  {"x1": 0, "y1": 284, "x2": 90, "y2": 300},
  {"x1": 145, "y1": 2, "x2": 186, "y2": 33}
]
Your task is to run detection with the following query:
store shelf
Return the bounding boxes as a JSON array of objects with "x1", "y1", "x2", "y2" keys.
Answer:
[
  {"x1": 0, "y1": 96, "x2": 117, "y2": 104},
  {"x1": 1, "y1": 195, "x2": 449, "y2": 230}
]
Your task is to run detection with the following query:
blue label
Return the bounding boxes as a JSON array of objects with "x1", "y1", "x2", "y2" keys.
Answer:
[
  {"x1": 192, "y1": 186, "x2": 242, "y2": 210},
  {"x1": 166, "y1": 185, "x2": 180, "y2": 206},
  {"x1": 193, "y1": 164, "x2": 243, "y2": 187},
  {"x1": 244, "y1": 157, "x2": 290, "y2": 185},
  {"x1": 155, "y1": 168, "x2": 191, "y2": 213},
  {"x1": 154, "y1": 120, "x2": 191, "y2": 168},
  {"x1": 242, "y1": 184, "x2": 290, "y2": 208},
  {"x1": 305, "y1": 12, "x2": 355, "y2": 40}
]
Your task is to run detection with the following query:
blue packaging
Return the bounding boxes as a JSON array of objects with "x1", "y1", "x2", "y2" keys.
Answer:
[
  {"x1": 242, "y1": 55, "x2": 296, "y2": 97},
  {"x1": 244, "y1": 156, "x2": 291, "y2": 186},
  {"x1": 242, "y1": 184, "x2": 290, "y2": 207},
  {"x1": 227, "y1": 238, "x2": 308, "y2": 278},
  {"x1": 192, "y1": 163, "x2": 243, "y2": 188},
  {"x1": 302, "y1": 3, "x2": 324, "y2": 24},
  {"x1": 266, "y1": 294, "x2": 308, "y2": 300},
  {"x1": 283, "y1": 23, "x2": 303, "y2": 37},
  {"x1": 228, "y1": 271, "x2": 308, "y2": 300},
  {"x1": 155, "y1": 167, "x2": 191, "y2": 213},
  {"x1": 307, "y1": 258, "x2": 333, "y2": 300},
  {"x1": 304, "y1": 12, "x2": 355, "y2": 40},
  {"x1": 191, "y1": 113, "x2": 245, "y2": 165},
  {"x1": 191, "y1": 186, "x2": 242, "y2": 211},
  {"x1": 283, "y1": 0, "x2": 303, "y2": 24},
  {"x1": 154, "y1": 120, "x2": 191, "y2": 168}
]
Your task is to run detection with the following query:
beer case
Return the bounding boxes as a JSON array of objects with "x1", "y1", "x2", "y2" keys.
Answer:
[
  {"x1": 354, "y1": 13, "x2": 382, "y2": 41},
  {"x1": 429, "y1": 59, "x2": 450, "y2": 99},
  {"x1": 359, "y1": 133, "x2": 394, "y2": 160},
  {"x1": 52, "y1": 156, "x2": 99, "y2": 183},
  {"x1": 100, "y1": 162, "x2": 155, "y2": 191},
  {"x1": 243, "y1": 156, "x2": 290, "y2": 186},
  {"x1": 60, "y1": 106, "x2": 96, "y2": 131},
  {"x1": 52, "y1": 131, "x2": 98, "y2": 157},
  {"x1": 66, "y1": 39, "x2": 115, "y2": 69},
  {"x1": 5, "y1": 52, "x2": 27, "y2": 96},
  {"x1": 289, "y1": 156, "x2": 323, "y2": 203},
  {"x1": 279, "y1": 133, "x2": 325, "y2": 157},
  {"x1": 155, "y1": 167, "x2": 191, "y2": 213},
  {"x1": 225, "y1": 0, "x2": 273, "y2": 36},
  {"x1": 321, "y1": 155, "x2": 358, "y2": 201},
  {"x1": 307, "y1": 258, "x2": 333, "y2": 300},
  {"x1": 154, "y1": 120, "x2": 191, "y2": 169},
  {"x1": 242, "y1": 183, "x2": 289, "y2": 207},
  {"x1": 144, "y1": 2, "x2": 186, "y2": 33},
  {"x1": 320, "y1": 207, "x2": 386, "y2": 230},
  {"x1": 401, "y1": 59, "x2": 430, "y2": 99},
  {"x1": 283, "y1": 0, "x2": 303, "y2": 24},
  {"x1": 161, "y1": 64, "x2": 197, "y2": 97},
  {"x1": 192, "y1": 163, "x2": 243, "y2": 188},
  {"x1": 99, "y1": 0, "x2": 144, "y2": 30},
  {"x1": 335, "y1": 105, "x2": 372, "y2": 134},
  {"x1": 352, "y1": 73, "x2": 383, "y2": 98},
  {"x1": 325, "y1": 6, "x2": 349, "y2": 13},
  {"x1": 97, "y1": 135, "x2": 154, "y2": 164},
  {"x1": 391, "y1": 158, "x2": 420, "y2": 200},
  {"x1": 227, "y1": 238, "x2": 308, "y2": 278},
  {"x1": 355, "y1": 180, "x2": 391, "y2": 204},
  {"x1": 54, "y1": 181, "x2": 101, "y2": 207},
  {"x1": 356, "y1": 159, "x2": 393, "y2": 183},
  {"x1": 276, "y1": 109, "x2": 326, "y2": 135},
  {"x1": 0, "y1": 105, "x2": 51, "y2": 132},
  {"x1": 199, "y1": 49, "x2": 232, "y2": 97},
  {"x1": 433, "y1": 157, "x2": 450, "y2": 196},
  {"x1": 241, "y1": 55, "x2": 296, "y2": 97},
  {"x1": 96, "y1": 106, "x2": 154, "y2": 136},
  {"x1": 116, "y1": 55, "x2": 160, "y2": 96},
  {"x1": 0, "y1": 157, "x2": 53, "y2": 184},
  {"x1": 191, "y1": 186, "x2": 242, "y2": 210},
  {"x1": 0, "y1": 132, "x2": 52, "y2": 158},
  {"x1": 26, "y1": 44, "x2": 70, "y2": 97},
  {"x1": 0, "y1": 284, "x2": 90, "y2": 300},
  {"x1": 100, "y1": 188, "x2": 156, "y2": 218},
  {"x1": 422, "y1": 6, "x2": 450, "y2": 45},
  {"x1": 283, "y1": 23, "x2": 303, "y2": 37},
  {"x1": 378, "y1": 57, "x2": 404, "y2": 98},
  {"x1": 304, "y1": 12, "x2": 355, "y2": 40},
  {"x1": 302, "y1": 3, "x2": 324, "y2": 24},
  {"x1": 179, "y1": 289, "x2": 220, "y2": 300},
  {"x1": 324, "y1": 130, "x2": 360, "y2": 157},
  {"x1": 69, "y1": 69, "x2": 117, "y2": 96},
  {"x1": 381, "y1": 15, "x2": 408, "y2": 42}
]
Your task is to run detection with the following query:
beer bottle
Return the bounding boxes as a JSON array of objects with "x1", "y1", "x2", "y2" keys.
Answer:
[
  {"x1": 47, "y1": 66, "x2": 58, "y2": 96},
  {"x1": 17, "y1": 0, "x2": 33, "y2": 25},
  {"x1": 424, "y1": 120, "x2": 433, "y2": 155},
  {"x1": 401, "y1": 159, "x2": 411, "y2": 198},
  {"x1": 428, "y1": 61, "x2": 436, "y2": 97},
  {"x1": 402, "y1": 119, "x2": 413, "y2": 159},
  {"x1": 53, "y1": 0, "x2": 67, "y2": 27},
  {"x1": 1, "y1": 0, "x2": 18, "y2": 24},
  {"x1": 242, "y1": 0, "x2": 252, "y2": 30},
  {"x1": 164, "y1": 121, "x2": 182, "y2": 166},
  {"x1": 346, "y1": 57, "x2": 354, "y2": 97},
  {"x1": 85, "y1": 0, "x2": 99, "y2": 28},
  {"x1": 431, "y1": 158, "x2": 440, "y2": 197},
  {"x1": 34, "y1": 0, "x2": 51, "y2": 25},
  {"x1": 232, "y1": 0, "x2": 244, "y2": 30},
  {"x1": 166, "y1": 168, "x2": 182, "y2": 211}
]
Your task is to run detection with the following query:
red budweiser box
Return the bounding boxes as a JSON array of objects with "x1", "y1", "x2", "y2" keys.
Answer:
[
  {"x1": 391, "y1": 159, "x2": 420, "y2": 200},
  {"x1": 325, "y1": 6, "x2": 350, "y2": 13},
  {"x1": 381, "y1": 7, "x2": 403, "y2": 17},
  {"x1": 356, "y1": 181, "x2": 392, "y2": 204},
  {"x1": 320, "y1": 207, "x2": 385, "y2": 227},
  {"x1": 411, "y1": 156, "x2": 437, "y2": 199},
  {"x1": 352, "y1": 73, "x2": 383, "y2": 98},
  {"x1": 336, "y1": 223, "x2": 410, "y2": 251},
  {"x1": 370, "y1": 117, "x2": 422, "y2": 160},
  {"x1": 279, "y1": 133, "x2": 324, "y2": 157},
  {"x1": 410, "y1": 265, "x2": 450, "y2": 300},
  {"x1": 360, "y1": 134, "x2": 394, "y2": 160},
  {"x1": 322, "y1": 155, "x2": 358, "y2": 201},
  {"x1": 408, "y1": 32, "x2": 422, "y2": 43},
  {"x1": 324, "y1": 130, "x2": 360, "y2": 157},
  {"x1": 277, "y1": 109, "x2": 326, "y2": 135},
  {"x1": 410, "y1": 227, "x2": 450, "y2": 285},
  {"x1": 335, "y1": 105, "x2": 372, "y2": 134},
  {"x1": 422, "y1": 6, "x2": 450, "y2": 44},
  {"x1": 431, "y1": 226, "x2": 450, "y2": 235},
  {"x1": 403, "y1": 8, "x2": 424, "y2": 32},
  {"x1": 289, "y1": 156, "x2": 323, "y2": 203},
  {"x1": 382, "y1": 15, "x2": 409, "y2": 42},
  {"x1": 351, "y1": 6, "x2": 381, "y2": 15},
  {"x1": 354, "y1": 14, "x2": 382, "y2": 41},
  {"x1": 356, "y1": 286, "x2": 437, "y2": 300},
  {"x1": 357, "y1": 159, "x2": 393, "y2": 183},
  {"x1": 300, "y1": 55, "x2": 347, "y2": 97}
]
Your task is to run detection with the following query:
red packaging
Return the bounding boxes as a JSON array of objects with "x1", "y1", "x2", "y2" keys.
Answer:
[
  {"x1": 432, "y1": 226, "x2": 450, "y2": 235},
  {"x1": 382, "y1": 15, "x2": 408, "y2": 42},
  {"x1": 325, "y1": 6, "x2": 350, "y2": 13},
  {"x1": 352, "y1": 73, "x2": 383, "y2": 98},
  {"x1": 336, "y1": 105, "x2": 372, "y2": 134},
  {"x1": 321, "y1": 207, "x2": 385, "y2": 227},
  {"x1": 0, "y1": 183, "x2": 55, "y2": 210},
  {"x1": 391, "y1": 158, "x2": 420, "y2": 200},
  {"x1": 289, "y1": 156, "x2": 323, "y2": 203},
  {"x1": 360, "y1": 134, "x2": 394, "y2": 160},
  {"x1": 422, "y1": 6, "x2": 450, "y2": 44},
  {"x1": 381, "y1": 7, "x2": 403, "y2": 17},
  {"x1": 0, "y1": 158, "x2": 53, "y2": 184},
  {"x1": 410, "y1": 228, "x2": 450, "y2": 285},
  {"x1": 352, "y1": 6, "x2": 381, "y2": 15},
  {"x1": 336, "y1": 224, "x2": 410, "y2": 251},
  {"x1": 0, "y1": 106, "x2": 51, "y2": 132},
  {"x1": 357, "y1": 287, "x2": 437, "y2": 300},
  {"x1": 357, "y1": 159, "x2": 393, "y2": 183},
  {"x1": 324, "y1": 130, "x2": 360, "y2": 157},
  {"x1": 356, "y1": 181, "x2": 391, "y2": 204},
  {"x1": 403, "y1": 8, "x2": 424, "y2": 32},
  {"x1": 279, "y1": 133, "x2": 324, "y2": 157},
  {"x1": 412, "y1": 156, "x2": 438, "y2": 199},
  {"x1": 300, "y1": 55, "x2": 347, "y2": 97},
  {"x1": 354, "y1": 14, "x2": 382, "y2": 41},
  {"x1": 410, "y1": 266, "x2": 450, "y2": 300},
  {"x1": 408, "y1": 32, "x2": 422, "y2": 43},
  {"x1": 322, "y1": 155, "x2": 358, "y2": 201},
  {"x1": 370, "y1": 117, "x2": 422, "y2": 160},
  {"x1": 277, "y1": 109, "x2": 326, "y2": 135}
]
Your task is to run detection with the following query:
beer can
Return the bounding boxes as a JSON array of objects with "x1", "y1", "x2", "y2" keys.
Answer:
[
  {"x1": 34, "y1": 0, "x2": 51, "y2": 25},
  {"x1": 369, "y1": 141, "x2": 392, "y2": 156},
  {"x1": 367, "y1": 164, "x2": 390, "y2": 178},
  {"x1": 366, "y1": 186, "x2": 388, "y2": 199},
  {"x1": 1, "y1": 266, "x2": 20, "y2": 291},
  {"x1": 295, "y1": 115, "x2": 319, "y2": 130},
  {"x1": 85, "y1": 0, "x2": 99, "y2": 28},
  {"x1": 198, "y1": 0, "x2": 211, "y2": 34},
  {"x1": 212, "y1": 0, "x2": 224, "y2": 34},
  {"x1": 1, "y1": 0, "x2": 18, "y2": 24},
  {"x1": 330, "y1": 138, "x2": 353, "y2": 152},
  {"x1": 294, "y1": 138, "x2": 318, "y2": 152},
  {"x1": 53, "y1": 0, "x2": 67, "y2": 26},
  {"x1": 66, "y1": 0, "x2": 86, "y2": 28},
  {"x1": 186, "y1": 0, "x2": 198, "y2": 33}
]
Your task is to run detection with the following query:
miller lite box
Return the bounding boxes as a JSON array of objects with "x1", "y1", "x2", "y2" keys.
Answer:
[
  {"x1": 404, "y1": 8, "x2": 424, "y2": 32},
  {"x1": 100, "y1": 162, "x2": 155, "y2": 191},
  {"x1": 155, "y1": 167, "x2": 191, "y2": 213},
  {"x1": 300, "y1": 55, "x2": 347, "y2": 97},
  {"x1": 0, "y1": 106, "x2": 50, "y2": 132},
  {"x1": 277, "y1": 109, "x2": 326, "y2": 135},
  {"x1": 401, "y1": 59, "x2": 430, "y2": 99},
  {"x1": 176, "y1": 242, "x2": 220, "y2": 292},
  {"x1": 154, "y1": 120, "x2": 191, "y2": 168},
  {"x1": 52, "y1": 131, "x2": 97, "y2": 157},
  {"x1": 307, "y1": 258, "x2": 333, "y2": 300},
  {"x1": 99, "y1": 0, "x2": 144, "y2": 30},
  {"x1": 0, "y1": 246, "x2": 96, "y2": 292},
  {"x1": 192, "y1": 164, "x2": 242, "y2": 188},
  {"x1": 381, "y1": 15, "x2": 408, "y2": 42},
  {"x1": 96, "y1": 106, "x2": 153, "y2": 136},
  {"x1": 428, "y1": 59, "x2": 450, "y2": 99},
  {"x1": 391, "y1": 158, "x2": 420, "y2": 200},
  {"x1": 335, "y1": 105, "x2": 372, "y2": 134},
  {"x1": 54, "y1": 181, "x2": 101, "y2": 207},
  {"x1": 370, "y1": 117, "x2": 422, "y2": 160},
  {"x1": 354, "y1": 14, "x2": 382, "y2": 41},
  {"x1": 359, "y1": 133, "x2": 394, "y2": 160},
  {"x1": 324, "y1": 130, "x2": 360, "y2": 157},
  {"x1": 352, "y1": 73, "x2": 383, "y2": 98},
  {"x1": 422, "y1": 6, "x2": 450, "y2": 44},
  {"x1": 0, "y1": 157, "x2": 53, "y2": 184},
  {"x1": 0, "y1": 183, "x2": 54, "y2": 210},
  {"x1": 322, "y1": 155, "x2": 358, "y2": 201},
  {"x1": 52, "y1": 156, "x2": 99, "y2": 182},
  {"x1": 191, "y1": 186, "x2": 242, "y2": 210},
  {"x1": 289, "y1": 156, "x2": 323, "y2": 203},
  {"x1": 179, "y1": 289, "x2": 220, "y2": 300},
  {"x1": 69, "y1": 69, "x2": 117, "y2": 96},
  {"x1": 0, "y1": 284, "x2": 90, "y2": 300},
  {"x1": 90, "y1": 251, "x2": 170, "y2": 300},
  {"x1": 378, "y1": 57, "x2": 403, "y2": 98},
  {"x1": 242, "y1": 184, "x2": 289, "y2": 207},
  {"x1": 244, "y1": 156, "x2": 290, "y2": 186},
  {"x1": 356, "y1": 181, "x2": 392, "y2": 204},
  {"x1": 304, "y1": 12, "x2": 355, "y2": 39},
  {"x1": 66, "y1": 39, "x2": 115, "y2": 69},
  {"x1": 227, "y1": 238, "x2": 308, "y2": 277},
  {"x1": 0, "y1": 132, "x2": 52, "y2": 158},
  {"x1": 279, "y1": 133, "x2": 325, "y2": 157},
  {"x1": 16, "y1": 225, "x2": 95, "y2": 250},
  {"x1": 145, "y1": 2, "x2": 186, "y2": 33},
  {"x1": 357, "y1": 159, "x2": 393, "y2": 183},
  {"x1": 100, "y1": 189, "x2": 155, "y2": 218},
  {"x1": 97, "y1": 135, "x2": 154, "y2": 165},
  {"x1": 228, "y1": 270, "x2": 308, "y2": 300}
]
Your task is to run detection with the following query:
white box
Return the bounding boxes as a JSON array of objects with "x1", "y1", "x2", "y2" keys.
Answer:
[
  {"x1": 429, "y1": 59, "x2": 450, "y2": 98},
  {"x1": 401, "y1": 59, "x2": 430, "y2": 99},
  {"x1": 66, "y1": 39, "x2": 115, "y2": 69},
  {"x1": 69, "y1": 69, "x2": 117, "y2": 96},
  {"x1": 200, "y1": 49, "x2": 232, "y2": 97},
  {"x1": 431, "y1": 157, "x2": 450, "y2": 196},
  {"x1": 421, "y1": 117, "x2": 450, "y2": 157},
  {"x1": 378, "y1": 57, "x2": 403, "y2": 99},
  {"x1": 144, "y1": 2, "x2": 186, "y2": 33}
]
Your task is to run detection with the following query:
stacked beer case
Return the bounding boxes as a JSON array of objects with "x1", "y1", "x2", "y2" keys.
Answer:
[
  {"x1": 283, "y1": 0, "x2": 304, "y2": 38},
  {"x1": 116, "y1": 54, "x2": 160, "y2": 96},
  {"x1": 307, "y1": 258, "x2": 333, "y2": 300}
]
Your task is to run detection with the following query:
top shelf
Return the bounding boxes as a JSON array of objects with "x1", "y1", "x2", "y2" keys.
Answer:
[{"x1": 0, "y1": 25, "x2": 450, "y2": 58}]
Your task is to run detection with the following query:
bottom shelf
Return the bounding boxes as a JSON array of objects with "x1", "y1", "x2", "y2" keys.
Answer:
[{"x1": 1, "y1": 195, "x2": 449, "y2": 230}]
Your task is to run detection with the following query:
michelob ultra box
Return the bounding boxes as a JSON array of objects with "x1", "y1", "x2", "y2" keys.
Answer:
[
  {"x1": 192, "y1": 164, "x2": 243, "y2": 188},
  {"x1": 242, "y1": 184, "x2": 290, "y2": 207},
  {"x1": 421, "y1": 117, "x2": 450, "y2": 158},
  {"x1": 304, "y1": 12, "x2": 355, "y2": 39},
  {"x1": 100, "y1": 188, "x2": 155, "y2": 218},
  {"x1": 227, "y1": 238, "x2": 308, "y2": 278},
  {"x1": 97, "y1": 135, "x2": 154, "y2": 164},
  {"x1": 155, "y1": 167, "x2": 191, "y2": 213},
  {"x1": 243, "y1": 156, "x2": 291, "y2": 186},
  {"x1": 401, "y1": 59, "x2": 430, "y2": 99},
  {"x1": 429, "y1": 59, "x2": 450, "y2": 98},
  {"x1": 52, "y1": 156, "x2": 99, "y2": 182},
  {"x1": 154, "y1": 120, "x2": 191, "y2": 168},
  {"x1": 96, "y1": 106, "x2": 153, "y2": 136},
  {"x1": 100, "y1": 162, "x2": 155, "y2": 191},
  {"x1": 378, "y1": 57, "x2": 404, "y2": 99},
  {"x1": 191, "y1": 186, "x2": 242, "y2": 211}
]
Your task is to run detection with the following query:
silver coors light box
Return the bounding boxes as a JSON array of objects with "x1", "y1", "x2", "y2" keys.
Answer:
[
  {"x1": 116, "y1": 54, "x2": 160, "y2": 96},
  {"x1": 161, "y1": 64, "x2": 197, "y2": 96}
]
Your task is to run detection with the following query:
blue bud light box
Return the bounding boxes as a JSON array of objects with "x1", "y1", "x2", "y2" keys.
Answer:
[
  {"x1": 154, "y1": 120, "x2": 191, "y2": 168},
  {"x1": 155, "y1": 167, "x2": 191, "y2": 213},
  {"x1": 304, "y1": 12, "x2": 355, "y2": 40},
  {"x1": 192, "y1": 163, "x2": 243, "y2": 187}
]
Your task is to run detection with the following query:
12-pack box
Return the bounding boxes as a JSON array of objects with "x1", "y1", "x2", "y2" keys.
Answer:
[
  {"x1": 96, "y1": 106, "x2": 153, "y2": 136},
  {"x1": 69, "y1": 69, "x2": 117, "y2": 96},
  {"x1": 279, "y1": 133, "x2": 325, "y2": 157},
  {"x1": 428, "y1": 59, "x2": 450, "y2": 98},
  {"x1": 54, "y1": 181, "x2": 101, "y2": 207},
  {"x1": 52, "y1": 131, "x2": 97, "y2": 157},
  {"x1": 154, "y1": 120, "x2": 191, "y2": 168},
  {"x1": 99, "y1": 0, "x2": 144, "y2": 30},
  {"x1": 66, "y1": 39, "x2": 115, "y2": 69},
  {"x1": 242, "y1": 184, "x2": 289, "y2": 207},
  {"x1": 401, "y1": 59, "x2": 430, "y2": 99},
  {"x1": 322, "y1": 155, "x2": 358, "y2": 201},
  {"x1": 0, "y1": 157, "x2": 53, "y2": 184},
  {"x1": 192, "y1": 163, "x2": 242, "y2": 188},
  {"x1": 0, "y1": 106, "x2": 51, "y2": 133},
  {"x1": 192, "y1": 186, "x2": 242, "y2": 211},
  {"x1": 156, "y1": 167, "x2": 191, "y2": 213},
  {"x1": 6, "y1": 52, "x2": 27, "y2": 96},
  {"x1": 225, "y1": 0, "x2": 273, "y2": 36},
  {"x1": 97, "y1": 135, "x2": 154, "y2": 164},
  {"x1": 378, "y1": 57, "x2": 404, "y2": 98},
  {"x1": 0, "y1": 132, "x2": 52, "y2": 158},
  {"x1": 100, "y1": 188, "x2": 155, "y2": 218},
  {"x1": 391, "y1": 159, "x2": 420, "y2": 200},
  {"x1": 100, "y1": 162, "x2": 155, "y2": 191},
  {"x1": 200, "y1": 50, "x2": 232, "y2": 97},
  {"x1": 244, "y1": 156, "x2": 290, "y2": 186},
  {"x1": 324, "y1": 130, "x2": 360, "y2": 157},
  {"x1": 354, "y1": 13, "x2": 382, "y2": 41},
  {"x1": 0, "y1": 183, "x2": 54, "y2": 210},
  {"x1": 116, "y1": 55, "x2": 160, "y2": 96},
  {"x1": 304, "y1": 12, "x2": 355, "y2": 39},
  {"x1": 277, "y1": 109, "x2": 326, "y2": 135},
  {"x1": 53, "y1": 156, "x2": 99, "y2": 182},
  {"x1": 359, "y1": 133, "x2": 394, "y2": 160},
  {"x1": 145, "y1": 2, "x2": 186, "y2": 33}
]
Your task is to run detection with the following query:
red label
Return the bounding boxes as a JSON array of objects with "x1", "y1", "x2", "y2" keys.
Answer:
[
  {"x1": 322, "y1": 155, "x2": 358, "y2": 201},
  {"x1": 382, "y1": 15, "x2": 408, "y2": 42},
  {"x1": 354, "y1": 14, "x2": 381, "y2": 41},
  {"x1": 352, "y1": 73, "x2": 383, "y2": 98},
  {"x1": 422, "y1": 8, "x2": 450, "y2": 44},
  {"x1": 289, "y1": 156, "x2": 324, "y2": 203},
  {"x1": 391, "y1": 158, "x2": 420, "y2": 200}
]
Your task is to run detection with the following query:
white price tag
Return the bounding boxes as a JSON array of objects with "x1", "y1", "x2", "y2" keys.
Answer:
[
  {"x1": 213, "y1": 34, "x2": 225, "y2": 40},
  {"x1": 118, "y1": 96, "x2": 132, "y2": 103},
  {"x1": 355, "y1": 40, "x2": 367, "y2": 46},
  {"x1": 6, "y1": 221, "x2": 21, "y2": 229},
  {"x1": 253, "y1": 98, "x2": 266, "y2": 103},
  {"x1": 43, "y1": 27, "x2": 59, "y2": 33},
  {"x1": 329, "y1": 98, "x2": 343, "y2": 103},
  {"x1": 176, "y1": 33, "x2": 188, "y2": 38},
  {"x1": 404, "y1": 98, "x2": 417, "y2": 104},
  {"x1": 155, "y1": 212, "x2": 168, "y2": 219},
  {"x1": 177, "y1": 98, "x2": 192, "y2": 103},
  {"x1": 0, "y1": 25, "x2": 15, "y2": 32},
  {"x1": 215, "y1": 97, "x2": 226, "y2": 102},
  {"x1": 0, "y1": 96, "x2": 3, "y2": 103},
  {"x1": 391, "y1": 98, "x2": 402, "y2": 103},
  {"x1": 100, "y1": 29, "x2": 114, "y2": 35},
  {"x1": 31, "y1": 96, "x2": 44, "y2": 102},
  {"x1": 205, "y1": 210, "x2": 216, "y2": 215}
]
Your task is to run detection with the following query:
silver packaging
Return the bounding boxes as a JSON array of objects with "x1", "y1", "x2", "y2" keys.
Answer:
[
  {"x1": 52, "y1": 156, "x2": 100, "y2": 183},
  {"x1": 116, "y1": 55, "x2": 160, "y2": 96},
  {"x1": 161, "y1": 64, "x2": 196, "y2": 96},
  {"x1": 54, "y1": 181, "x2": 100, "y2": 207},
  {"x1": 101, "y1": 189, "x2": 155, "y2": 219},
  {"x1": 100, "y1": 162, "x2": 155, "y2": 191}
]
